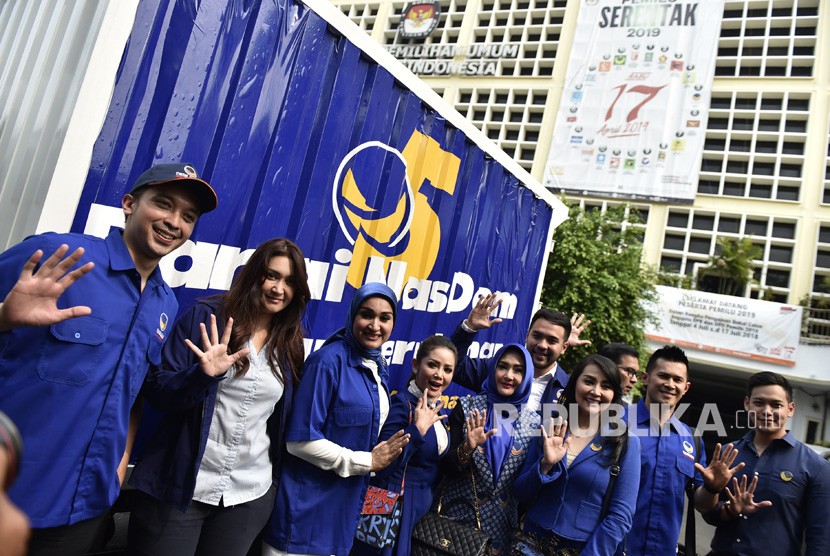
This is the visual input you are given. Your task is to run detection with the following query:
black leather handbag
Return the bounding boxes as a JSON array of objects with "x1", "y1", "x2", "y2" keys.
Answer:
[{"x1": 411, "y1": 471, "x2": 491, "y2": 556}]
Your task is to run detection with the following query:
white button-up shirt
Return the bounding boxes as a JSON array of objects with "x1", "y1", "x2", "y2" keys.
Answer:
[{"x1": 193, "y1": 341, "x2": 284, "y2": 506}]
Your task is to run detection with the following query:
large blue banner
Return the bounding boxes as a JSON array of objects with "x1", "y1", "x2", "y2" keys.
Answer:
[{"x1": 70, "y1": 0, "x2": 555, "y2": 393}]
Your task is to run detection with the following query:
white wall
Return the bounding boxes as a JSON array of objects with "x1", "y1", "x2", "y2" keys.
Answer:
[{"x1": 0, "y1": 0, "x2": 139, "y2": 248}]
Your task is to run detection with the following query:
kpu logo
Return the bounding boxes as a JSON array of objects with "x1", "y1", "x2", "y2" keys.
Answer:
[{"x1": 399, "y1": 1, "x2": 441, "y2": 39}]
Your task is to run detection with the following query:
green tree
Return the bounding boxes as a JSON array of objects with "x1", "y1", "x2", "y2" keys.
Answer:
[
  {"x1": 541, "y1": 201, "x2": 658, "y2": 369},
  {"x1": 698, "y1": 237, "x2": 761, "y2": 297}
]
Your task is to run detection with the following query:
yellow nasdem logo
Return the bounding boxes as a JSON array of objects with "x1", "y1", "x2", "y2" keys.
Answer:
[{"x1": 332, "y1": 130, "x2": 461, "y2": 293}]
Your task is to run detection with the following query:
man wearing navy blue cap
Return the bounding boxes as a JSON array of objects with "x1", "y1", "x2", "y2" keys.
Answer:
[{"x1": 0, "y1": 162, "x2": 217, "y2": 555}]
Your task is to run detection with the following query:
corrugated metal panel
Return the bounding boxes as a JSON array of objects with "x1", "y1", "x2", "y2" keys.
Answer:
[
  {"x1": 67, "y1": 0, "x2": 563, "y2": 387},
  {"x1": 0, "y1": 0, "x2": 109, "y2": 250}
]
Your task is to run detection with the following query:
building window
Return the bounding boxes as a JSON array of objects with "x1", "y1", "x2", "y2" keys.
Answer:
[
  {"x1": 717, "y1": 0, "x2": 818, "y2": 78},
  {"x1": 455, "y1": 88, "x2": 549, "y2": 170},
  {"x1": 811, "y1": 224, "x2": 830, "y2": 300},
  {"x1": 699, "y1": 91, "x2": 808, "y2": 201},
  {"x1": 337, "y1": 1, "x2": 382, "y2": 33},
  {"x1": 823, "y1": 114, "x2": 830, "y2": 205},
  {"x1": 661, "y1": 209, "x2": 796, "y2": 299},
  {"x1": 805, "y1": 419, "x2": 821, "y2": 444},
  {"x1": 472, "y1": 0, "x2": 566, "y2": 77}
]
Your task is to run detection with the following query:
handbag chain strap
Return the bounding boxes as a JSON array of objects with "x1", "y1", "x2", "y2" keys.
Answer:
[
  {"x1": 435, "y1": 461, "x2": 483, "y2": 531},
  {"x1": 469, "y1": 465, "x2": 482, "y2": 530}
]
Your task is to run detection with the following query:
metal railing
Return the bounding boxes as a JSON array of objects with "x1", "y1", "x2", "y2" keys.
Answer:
[{"x1": 802, "y1": 305, "x2": 830, "y2": 345}]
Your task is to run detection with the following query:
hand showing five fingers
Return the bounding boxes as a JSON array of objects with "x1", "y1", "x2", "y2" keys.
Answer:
[
  {"x1": 465, "y1": 408, "x2": 495, "y2": 453},
  {"x1": 540, "y1": 419, "x2": 570, "y2": 473},
  {"x1": 413, "y1": 396, "x2": 447, "y2": 437},
  {"x1": 464, "y1": 293, "x2": 503, "y2": 332},
  {"x1": 371, "y1": 430, "x2": 410, "y2": 472},
  {"x1": 568, "y1": 313, "x2": 592, "y2": 348},
  {"x1": 725, "y1": 474, "x2": 772, "y2": 516},
  {"x1": 697, "y1": 442, "x2": 745, "y2": 493},
  {"x1": 184, "y1": 315, "x2": 251, "y2": 377},
  {"x1": 0, "y1": 245, "x2": 95, "y2": 332}
]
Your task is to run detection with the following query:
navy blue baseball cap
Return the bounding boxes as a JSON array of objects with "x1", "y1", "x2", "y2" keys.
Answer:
[{"x1": 129, "y1": 163, "x2": 218, "y2": 213}]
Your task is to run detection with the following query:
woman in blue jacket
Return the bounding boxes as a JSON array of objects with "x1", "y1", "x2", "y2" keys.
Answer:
[
  {"x1": 264, "y1": 283, "x2": 410, "y2": 556},
  {"x1": 351, "y1": 335, "x2": 458, "y2": 556},
  {"x1": 440, "y1": 343, "x2": 540, "y2": 554},
  {"x1": 127, "y1": 238, "x2": 310, "y2": 556},
  {"x1": 512, "y1": 354, "x2": 641, "y2": 556}
]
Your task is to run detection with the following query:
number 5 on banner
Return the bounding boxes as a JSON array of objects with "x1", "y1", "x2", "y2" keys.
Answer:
[{"x1": 605, "y1": 84, "x2": 667, "y2": 123}]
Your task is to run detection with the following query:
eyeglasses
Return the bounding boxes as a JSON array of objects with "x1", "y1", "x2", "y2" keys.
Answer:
[{"x1": 619, "y1": 366, "x2": 640, "y2": 380}]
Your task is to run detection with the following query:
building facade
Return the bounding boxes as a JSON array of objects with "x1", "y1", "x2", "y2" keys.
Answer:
[{"x1": 333, "y1": 0, "x2": 830, "y2": 445}]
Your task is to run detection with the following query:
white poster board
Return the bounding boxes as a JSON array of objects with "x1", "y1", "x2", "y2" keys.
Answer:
[
  {"x1": 646, "y1": 286, "x2": 802, "y2": 367},
  {"x1": 545, "y1": 0, "x2": 725, "y2": 203}
]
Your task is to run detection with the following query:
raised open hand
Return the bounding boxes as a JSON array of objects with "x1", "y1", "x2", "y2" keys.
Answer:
[
  {"x1": 371, "y1": 430, "x2": 410, "y2": 471},
  {"x1": 465, "y1": 408, "x2": 496, "y2": 453},
  {"x1": 724, "y1": 474, "x2": 772, "y2": 517},
  {"x1": 413, "y1": 395, "x2": 447, "y2": 436},
  {"x1": 0, "y1": 245, "x2": 95, "y2": 332},
  {"x1": 568, "y1": 313, "x2": 592, "y2": 348},
  {"x1": 184, "y1": 315, "x2": 250, "y2": 377},
  {"x1": 697, "y1": 442, "x2": 745, "y2": 494},
  {"x1": 464, "y1": 293, "x2": 503, "y2": 332},
  {"x1": 540, "y1": 419, "x2": 570, "y2": 473}
]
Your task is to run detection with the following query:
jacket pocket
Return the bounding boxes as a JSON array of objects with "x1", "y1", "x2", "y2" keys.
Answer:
[
  {"x1": 37, "y1": 316, "x2": 108, "y2": 386},
  {"x1": 147, "y1": 338, "x2": 163, "y2": 366},
  {"x1": 333, "y1": 405, "x2": 373, "y2": 427},
  {"x1": 675, "y1": 454, "x2": 695, "y2": 478},
  {"x1": 131, "y1": 337, "x2": 164, "y2": 395},
  {"x1": 756, "y1": 470, "x2": 803, "y2": 503},
  {"x1": 575, "y1": 499, "x2": 602, "y2": 533}
]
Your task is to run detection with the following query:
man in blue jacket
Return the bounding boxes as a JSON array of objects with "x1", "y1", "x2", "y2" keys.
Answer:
[
  {"x1": 450, "y1": 294, "x2": 589, "y2": 414},
  {"x1": 0, "y1": 163, "x2": 217, "y2": 556},
  {"x1": 627, "y1": 345, "x2": 744, "y2": 556}
]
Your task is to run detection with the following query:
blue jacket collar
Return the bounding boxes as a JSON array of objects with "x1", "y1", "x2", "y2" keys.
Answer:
[
  {"x1": 635, "y1": 399, "x2": 689, "y2": 434},
  {"x1": 106, "y1": 229, "x2": 170, "y2": 293}
]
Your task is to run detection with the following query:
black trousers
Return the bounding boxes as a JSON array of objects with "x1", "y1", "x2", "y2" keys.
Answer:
[
  {"x1": 127, "y1": 486, "x2": 276, "y2": 556},
  {"x1": 27, "y1": 513, "x2": 109, "y2": 556}
]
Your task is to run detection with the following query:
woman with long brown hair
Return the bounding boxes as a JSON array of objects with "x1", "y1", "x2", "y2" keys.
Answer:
[{"x1": 127, "y1": 238, "x2": 310, "y2": 556}]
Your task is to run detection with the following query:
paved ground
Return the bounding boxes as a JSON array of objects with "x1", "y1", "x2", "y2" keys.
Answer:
[
  {"x1": 679, "y1": 500, "x2": 717, "y2": 555},
  {"x1": 87, "y1": 496, "x2": 717, "y2": 556}
]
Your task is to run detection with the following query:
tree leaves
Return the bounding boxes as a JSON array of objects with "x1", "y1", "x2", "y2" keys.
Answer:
[{"x1": 541, "y1": 200, "x2": 658, "y2": 369}]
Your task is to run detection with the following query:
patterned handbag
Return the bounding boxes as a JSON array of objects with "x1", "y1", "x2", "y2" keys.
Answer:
[
  {"x1": 412, "y1": 470, "x2": 492, "y2": 556},
  {"x1": 355, "y1": 405, "x2": 412, "y2": 549},
  {"x1": 355, "y1": 480, "x2": 405, "y2": 548}
]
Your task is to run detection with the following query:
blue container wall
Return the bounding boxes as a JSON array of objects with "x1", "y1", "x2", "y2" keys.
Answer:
[{"x1": 70, "y1": 0, "x2": 554, "y2": 392}]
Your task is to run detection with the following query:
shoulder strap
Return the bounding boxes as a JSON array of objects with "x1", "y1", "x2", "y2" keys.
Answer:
[{"x1": 600, "y1": 435, "x2": 628, "y2": 519}]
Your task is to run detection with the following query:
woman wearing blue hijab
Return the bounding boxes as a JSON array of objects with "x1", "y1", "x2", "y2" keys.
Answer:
[
  {"x1": 439, "y1": 343, "x2": 541, "y2": 554},
  {"x1": 264, "y1": 283, "x2": 410, "y2": 556}
]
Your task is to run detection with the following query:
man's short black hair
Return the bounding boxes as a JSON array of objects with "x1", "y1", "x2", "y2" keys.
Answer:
[
  {"x1": 528, "y1": 308, "x2": 572, "y2": 338},
  {"x1": 747, "y1": 371, "x2": 793, "y2": 402},
  {"x1": 645, "y1": 345, "x2": 689, "y2": 375},
  {"x1": 598, "y1": 343, "x2": 639, "y2": 365}
]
